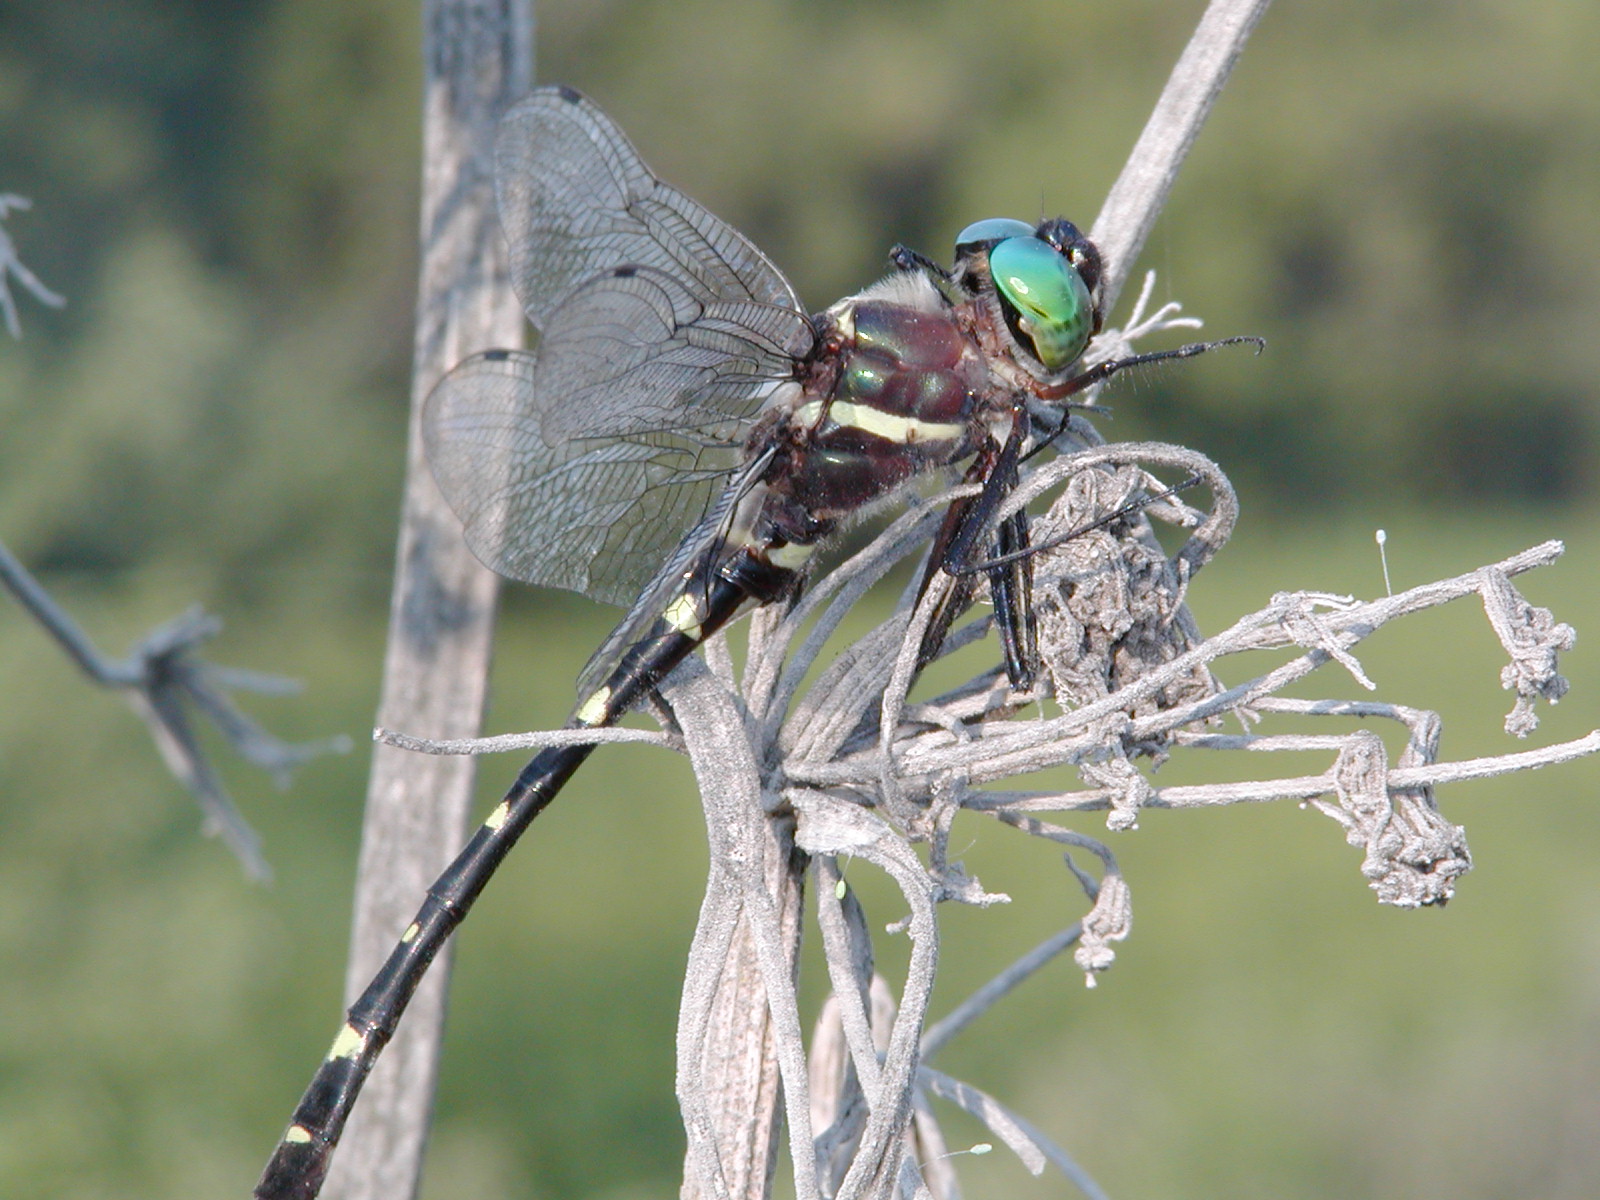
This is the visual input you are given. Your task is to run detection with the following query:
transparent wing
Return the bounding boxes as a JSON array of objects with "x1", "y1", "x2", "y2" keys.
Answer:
[
  {"x1": 497, "y1": 86, "x2": 802, "y2": 324},
  {"x1": 424, "y1": 265, "x2": 809, "y2": 607},
  {"x1": 573, "y1": 447, "x2": 775, "y2": 701}
]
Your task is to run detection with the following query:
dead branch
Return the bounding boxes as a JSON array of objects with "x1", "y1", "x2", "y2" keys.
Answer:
[{"x1": 0, "y1": 538, "x2": 345, "y2": 880}]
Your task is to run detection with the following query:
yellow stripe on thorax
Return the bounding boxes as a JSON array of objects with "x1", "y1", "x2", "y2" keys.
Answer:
[
  {"x1": 797, "y1": 397, "x2": 965, "y2": 446},
  {"x1": 828, "y1": 400, "x2": 966, "y2": 445},
  {"x1": 765, "y1": 541, "x2": 814, "y2": 570}
]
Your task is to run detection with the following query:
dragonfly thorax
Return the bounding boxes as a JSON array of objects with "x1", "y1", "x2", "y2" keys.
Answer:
[{"x1": 742, "y1": 280, "x2": 990, "y2": 561}]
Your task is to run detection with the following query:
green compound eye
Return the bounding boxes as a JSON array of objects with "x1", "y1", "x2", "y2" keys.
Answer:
[
  {"x1": 987, "y1": 236, "x2": 1094, "y2": 373},
  {"x1": 954, "y1": 217, "x2": 1037, "y2": 256}
]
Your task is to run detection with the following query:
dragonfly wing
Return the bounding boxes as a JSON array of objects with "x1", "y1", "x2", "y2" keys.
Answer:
[
  {"x1": 573, "y1": 448, "x2": 774, "y2": 701},
  {"x1": 425, "y1": 267, "x2": 810, "y2": 607},
  {"x1": 496, "y1": 86, "x2": 802, "y2": 323}
]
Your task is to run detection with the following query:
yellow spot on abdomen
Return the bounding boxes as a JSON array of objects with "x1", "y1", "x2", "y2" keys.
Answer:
[
  {"x1": 483, "y1": 800, "x2": 511, "y2": 832},
  {"x1": 575, "y1": 686, "x2": 611, "y2": 727},
  {"x1": 328, "y1": 1023, "x2": 367, "y2": 1061},
  {"x1": 401, "y1": 922, "x2": 419, "y2": 944},
  {"x1": 662, "y1": 593, "x2": 703, "y2": 638},
  {"x1": 284, "y1": 1125, "x2": 314, "y2": 1145}
]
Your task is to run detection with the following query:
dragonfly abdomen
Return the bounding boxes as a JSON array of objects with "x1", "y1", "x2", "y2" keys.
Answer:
[{"x1": 573, "y1": 567, "x2": 769, "y2": 727}]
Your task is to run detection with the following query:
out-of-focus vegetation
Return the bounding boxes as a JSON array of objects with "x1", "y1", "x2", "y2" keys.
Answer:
[{"x1": 1, "y1": 2, "x2": 1596, "y2": 1198}]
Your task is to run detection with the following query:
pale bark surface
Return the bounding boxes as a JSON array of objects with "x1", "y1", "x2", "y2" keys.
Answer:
[{"x1": 325, "y1": 6, "x2": 533, "y2": 1200}]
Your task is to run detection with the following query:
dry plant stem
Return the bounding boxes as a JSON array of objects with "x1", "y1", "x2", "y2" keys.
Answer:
[
  {"x1": 324, "y1": 6, "x2": 533, "y2": 1200},
  {"x1": 672, "y1": 6, "x2": 1273, "y2": 1195},
  {"x1": 0, "y1": 539, "x2": 342, "y2": 880},
  {"x1": 791, "y1": 791, "x2": 942, "y2": 1200},
  {"x1": 918, "y1": 1069, "x2": 1107, "y2": 1200},
  {"x1": 859, "y1": 541, "x2": 1572, "y2": 792},
  {"x1": 1089, "y1": 0, "x2": 1274, "y2": 315},
  {"x1": 920, "y1": 925, "x2": 1083, "y2": 1059},
  {"x1": 808, "y1": 863, "x2": 881, "y2": 1186},
  {"x1": 869, "y1": 536, "x2": 1595, "y2": 817},
  {"x1": 0, "y1": 194, "x2": 66, "y2": 338},
  {"x1": 376, "y1": 723, "x2": 673, "y2": 756},
  {"x1": 915, "y1": 1069, "x2": 1047, "y2": 1176},
  {"x1": 666, "y1": 661, "x2": 813, "y2": 1200}
]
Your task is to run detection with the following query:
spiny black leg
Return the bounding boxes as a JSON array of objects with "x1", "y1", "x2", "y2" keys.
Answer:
[
  {"x1": 1038, "y1": 335, "x2": 1263, "y2": 402},
  {"x1": 987, "y1": 507, "x2": 1038, "y2": 689},
  {"x1": 952, "y1": 473, "x2": 1203, "y2": 575},
  {"x1": 963, "y1": 420, "x2": 1035, "y2": 688},
  {"x1": 888, "y1": 243, "x2": 953, "y2": 284},
  {"x1": 914, "y1": 460, "x2": 988, "y2": 677},
  {"x1": 938, "y1": 414, "x2": 1027, "y2": 574},
  {"x1": 914, "y1": 413, "x2": 1037, "y2": 686},
  {"x1": 1028, "y1": 335, "x2": 1264, "y2": 459},
  {"x1": 888, "y1": 242, "x2": 969, "y2": 306}
]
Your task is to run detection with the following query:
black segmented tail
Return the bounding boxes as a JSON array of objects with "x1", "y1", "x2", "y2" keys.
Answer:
[
  {"x1": 253, "y1": 739, "x2": 593, "y2": 1199},
  {"x1": 254, "y1": 569, "x2": 761, "y2": 1199}
]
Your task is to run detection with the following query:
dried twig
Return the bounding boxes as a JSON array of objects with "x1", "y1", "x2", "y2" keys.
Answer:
[
  {"x1": 0, "y1": 194, "x2": 66, "y2": 339},
  {"x1": 646, "y1": 0, "x2": 1594, "y2": 1179},
  {"x1": 0, "y1": 538, "x2": 346, "y2": 880}
]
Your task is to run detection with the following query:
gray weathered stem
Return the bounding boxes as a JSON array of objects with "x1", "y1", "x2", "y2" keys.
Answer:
[
  {"x1": 1090, "y1": 0, "x2": 1272, "y2": 316},
  {"x1": 667, "y1": 3, "x2": 1272, "y2": 1197},
  {"x1": 323, "y1": 6, "x2": 533, "y2": 1199},
  {"x1": 668, "y1": 661, "x2": 810, "y2": 1200}
]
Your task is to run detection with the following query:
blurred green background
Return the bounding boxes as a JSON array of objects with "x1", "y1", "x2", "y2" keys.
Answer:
[{"x1": 2, "y1": 1, "x2": 1598, "y2": 1197}]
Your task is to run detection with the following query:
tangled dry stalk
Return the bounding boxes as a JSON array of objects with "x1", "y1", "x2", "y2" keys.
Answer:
[{"x1": 651, "y1": 400, "x2": 1591, "y2": 1199}]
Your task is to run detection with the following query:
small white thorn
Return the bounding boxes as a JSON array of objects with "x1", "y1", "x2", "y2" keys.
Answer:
[
  {"x1": 921, "y1": 1141, "x2": 997, "y2": 1168},
  {"x1": 1375, "y1": 528, "x2": 1393, "y2": 596}
]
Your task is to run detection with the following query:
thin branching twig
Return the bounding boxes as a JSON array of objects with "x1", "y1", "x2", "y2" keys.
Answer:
[
  {"x1": 0, "y1": 539, "x2": 346, "y2": 880},
  {"x1": 0, "y1": 194, "x2": 66, "y2": 338}
]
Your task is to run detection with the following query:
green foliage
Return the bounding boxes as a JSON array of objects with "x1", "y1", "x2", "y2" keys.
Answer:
[{"x1": 2, "y1": 1, "x2": 1597, "y2": 1198}]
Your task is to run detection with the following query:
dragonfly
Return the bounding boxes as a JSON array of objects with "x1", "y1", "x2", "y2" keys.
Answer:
[{"x1": 255, "y1": 84, "x2": 1254, "y2": 1199}]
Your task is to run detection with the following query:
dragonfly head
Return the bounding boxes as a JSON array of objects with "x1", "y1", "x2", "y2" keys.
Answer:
[{"x1": 952, "y1": 217, "x2": 1103, "y2": 380}]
